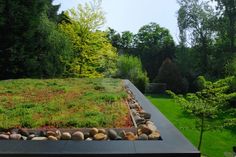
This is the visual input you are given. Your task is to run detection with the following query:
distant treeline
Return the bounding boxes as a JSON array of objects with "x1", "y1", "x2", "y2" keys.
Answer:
[{"x1": 0, "y1": 0, "x2": 235, "y2": 94}]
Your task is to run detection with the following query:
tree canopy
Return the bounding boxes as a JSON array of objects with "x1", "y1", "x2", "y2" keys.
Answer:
[
  {"x1": 0, "y1": 0, "x2": 72, "y2": 79},
  {"x1": 0, "y1": 0, "x2": 235, "y2": 96},
  {"x1": 59, "y1": 0, "x2": 117, "y2": 78},
  {"x1": 108, "y1": 22, "x2": 175, "y2": 81}
]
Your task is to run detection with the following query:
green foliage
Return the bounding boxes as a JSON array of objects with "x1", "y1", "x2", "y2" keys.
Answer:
[
  {"x1": 107, "y1": 27, "x2": 122, "y2": 49},
  {"x1": 59, "y1": 0, "x2": 117, "y2": 78},
  {"x1": 108, "y1": 23, "x2": 175, "y2": 81},
  {"x1": 106, "y1": 29, "x2": 135, "y2": 51},
  {"x1": 167, "y1": 76, "x2": 236, "y2": 150},
  {"x1": 0, "y1": 0, "x2": 71, "y2": 79},
  {"x1": 175, "y1": 46, "x2": 196, "y2": 75},
  {"x1": 176, "y1": 0, "x2": 236, "y2": 79},
  {"x1": 0, "y1": 0, "x2": 44, "y2": 78},
  {"x1": 215, "y1": 0, "x2": 236, "y2": 54},
  {"x1": 177, "y1": 0, "x2": 217, "y2": 75},
  {"x1": 230, "y1": 77, "x2": 236, "y2": 92},
  {"x1": 120, "y1": 31, "x2": 134, "y2": 49},
  {"x1": 116, "y1": 55, "x2": 149, "y2": 92},
  {"x1": 0, "y1": 0, "x2": 117, "y2": 79},
  {"x1": 135, "y1": 23, "x2": 176, "y2": 80},
  {"x1": 155, "y1": 58, "x2": 186, "y2": 93},
  {"x1": 225, "y1": 54, "x2": 236, "y2": 76},
  {"x1": 196, "y1": 76, "x2": 212, "y2": 90},
  {"x1": 26, "y1": 14, "x2": 73, "y2": 77},
  {"x1": 170, "y1": 76, "x2": 236, "y2": 124}
]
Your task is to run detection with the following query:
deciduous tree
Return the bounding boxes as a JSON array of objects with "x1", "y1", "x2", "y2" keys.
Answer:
[
  {"x1": 59, "y1": 0, "x2": 117, "y2": 77},
  {"x1": 177, "y1": 0, "x2": 216, "y2": 75},
  {"x1": 215, "y1": 0, "x2": 236, "y2": 54},
  {"x1": 168, "y1": 76, "x2": 236, "y2": 150},
  {"x1": 135, "y1": 22, "x2": 175, "y2": 81}
]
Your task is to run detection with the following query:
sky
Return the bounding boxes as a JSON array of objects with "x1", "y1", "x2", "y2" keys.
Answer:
[{"x1": 53, "y1": 0, "x2": 180, "y2": 43}]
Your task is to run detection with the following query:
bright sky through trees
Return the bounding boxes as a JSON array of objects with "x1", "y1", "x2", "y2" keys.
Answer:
[{"x1": 53, "y1": 0, "x2": 180, "y2": 42}]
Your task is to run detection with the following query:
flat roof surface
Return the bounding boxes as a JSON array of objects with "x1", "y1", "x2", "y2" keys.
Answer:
[{"x1": 0, "y1": 80, "x2": 200, "y2": 157}]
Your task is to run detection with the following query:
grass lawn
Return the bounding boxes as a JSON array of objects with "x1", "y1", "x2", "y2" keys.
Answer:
[
  {"x1": 146, "y1": 94, "x2": 236, "y2": 157},
  {"x1": 0, "y1": 78, "x2": 131, "y2": 129}
]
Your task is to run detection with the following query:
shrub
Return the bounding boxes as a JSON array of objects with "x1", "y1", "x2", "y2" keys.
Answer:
[
  {"x1": 225, "y1": 54, "x2": 236, "y2": 76},
  {"x1": 145, "y1": 83, "x2": 167, "y2": 94},
  {"x1": 230, "y1": 77, "x2": 236, "y2": 92},
  {"x1": 167, "y1": 76, "x2": 236, "y2": 150},
  {"x1": 116, "y1": 55, "x2": 149, "y2": 92},
  {"x1": 154, "y1": 58, "x2": 186, "y2": 93}
]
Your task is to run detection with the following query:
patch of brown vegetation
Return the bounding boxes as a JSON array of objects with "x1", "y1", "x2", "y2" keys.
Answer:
[
  {"x1": 21, "y1": 88, "x2": 65, "y2": 103},
  {"x1": 63, "y1": 91, "x2": 81, "y2": 104},
  {"x1": 113, "y1": 114, "x2": 133, "y2": 128},
  {"x1": 112, "y1": 100, "x2": 134, "y2": 128},
  {"x1": 0, "y1": 94, "x2": 15, "y2": 109}
]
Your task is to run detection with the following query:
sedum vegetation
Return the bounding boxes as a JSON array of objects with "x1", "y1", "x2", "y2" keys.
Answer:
[{"x1": 0, "y1": 78, "x2": 130, "y2": 129}]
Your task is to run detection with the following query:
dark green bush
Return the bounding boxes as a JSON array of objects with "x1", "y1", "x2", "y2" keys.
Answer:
[
  {"x1": 225, "y1": 54, "x2": 236, "y2": 76},
  {"x1": 230, "y1": 77, "x2": 236, "y2": 92},
  {"x1": 116, "y1": 55, "x2": 149, "y2": 93},
  {"x1": 154, "y1": 58, "x2": 186, "y2": 93},
  {"x1": 145, "y1": 83, "x2": 167, "y2": 94}
]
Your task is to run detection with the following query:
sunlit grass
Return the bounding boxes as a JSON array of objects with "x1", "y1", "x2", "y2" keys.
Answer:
[{"x1": 146, "y1": 94, "x2": 236, "y2": 157}]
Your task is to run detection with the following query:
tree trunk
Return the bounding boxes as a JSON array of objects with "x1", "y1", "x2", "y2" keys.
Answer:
[
  {"x1": 200, "y1": 32, "x2": 209, "y2": 74},
  {"x1": 198, "y1": 115, "x2": 204, "y2": 150}
]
